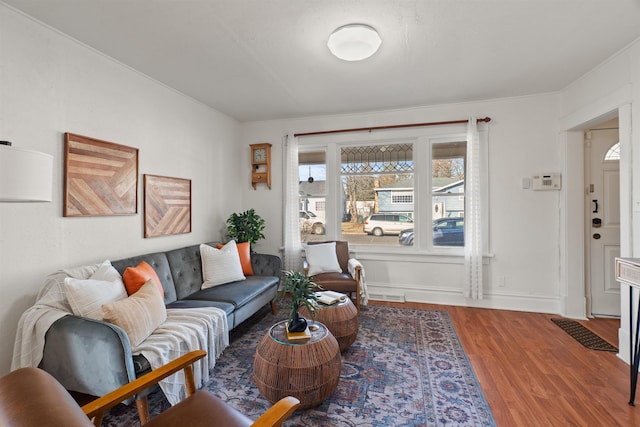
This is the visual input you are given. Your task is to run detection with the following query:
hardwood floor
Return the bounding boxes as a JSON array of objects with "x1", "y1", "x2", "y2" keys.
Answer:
[{"x1": 370, "y1": 301, "x2": 638, "y2": 426}]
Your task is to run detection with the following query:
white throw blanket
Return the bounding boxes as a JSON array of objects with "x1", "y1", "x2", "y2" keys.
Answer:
[
  {"x1": 12, "y1": 264, "x2": 102, "y2": 371},
  {"x1": 11, "y1": 264, "x2": 229, "y2": 406},
  {"x1": 348, "y1": 258, "x2": 368, "y2": 305},
  {"x1": 136, "y1": 307, "x2": 228, "y2": 405}
]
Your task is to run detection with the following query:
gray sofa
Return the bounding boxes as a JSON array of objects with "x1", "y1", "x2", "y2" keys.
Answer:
[{"x1": 39, "y1": 241, "x2": 281, "y2": 400}]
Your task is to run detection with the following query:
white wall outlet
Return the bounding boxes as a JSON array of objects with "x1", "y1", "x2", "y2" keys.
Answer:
[{"x1": 522, "y1": 177, "x2": 531, "y2": 189}]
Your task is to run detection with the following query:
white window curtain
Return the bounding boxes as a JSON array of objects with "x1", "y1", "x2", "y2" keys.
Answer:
[
  {"x1": 464, "y1": 117, "x2": 483, "y2": 299},
  {"x1": 284, "y1": 134, "x2": 303, "y2": 271}
]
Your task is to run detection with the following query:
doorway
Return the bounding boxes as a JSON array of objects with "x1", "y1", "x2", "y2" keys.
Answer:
[
  {"x1": 562, "y1": 103, "x2": 631, "y2": 361},
  {"x1": 584, "y1": 119, "x2": 620, "y2": 318}
]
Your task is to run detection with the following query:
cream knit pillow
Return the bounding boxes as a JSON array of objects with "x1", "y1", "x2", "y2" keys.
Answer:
[{"x1": 102, "y1": 280, "x2": 167, "y2": 348}]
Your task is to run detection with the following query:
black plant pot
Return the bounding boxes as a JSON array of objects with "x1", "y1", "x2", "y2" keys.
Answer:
[{"x1": 288, "y1": 311, "x2": 308, "y2": 332}]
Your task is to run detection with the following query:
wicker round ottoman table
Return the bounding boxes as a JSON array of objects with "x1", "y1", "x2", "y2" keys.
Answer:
[
  {"x1": 253, "y1": 320, "x2": 341, "y2": 409},
  {"x1": 300, "y1": 298, "x2": 358, "y2": 352}
]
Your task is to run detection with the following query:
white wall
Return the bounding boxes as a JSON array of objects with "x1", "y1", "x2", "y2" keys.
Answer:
[
  {"x1": 558, "y1": 37, "x2": 640, "y2": 364},
  {"x1": 241, "y1": 93, "x2": 563, "y2": 314},
  {"x1": 0, "y1": 5, "x2": 242, "y2": 374}
]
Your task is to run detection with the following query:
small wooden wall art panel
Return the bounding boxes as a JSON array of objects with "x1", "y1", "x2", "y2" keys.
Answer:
[
  {"x1": 144, "y1": 174, "x2": 192, "y2": 238},
  {"x1": 64, "y1": 133, "x2": 138, "y2": 217}
]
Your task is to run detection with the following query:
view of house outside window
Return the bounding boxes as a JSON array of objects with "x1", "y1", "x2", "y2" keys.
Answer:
[{"x1": 340, "y1": 143, "x2": 414, "y2": 247}]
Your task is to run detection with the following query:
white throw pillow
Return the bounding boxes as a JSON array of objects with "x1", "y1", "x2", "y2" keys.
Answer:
[
  {"x1": 304, "y1": 242, "x2": 342, "y2": 276},
  {"x1": 64, "y1": 260, "x2": 127, "y2": 320},
  {"x1": 200, "y1": 241, "x2": 246, "y2": 289},
  {"x1": 90, "y1": 259, "x2": 124, "y2": 282}
]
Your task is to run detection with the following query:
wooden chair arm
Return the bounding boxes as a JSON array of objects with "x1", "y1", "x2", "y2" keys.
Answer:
[
  {"x1": 251, "y1": 396, "x2": 300, "y2": 427},
  {"x1": 81, "y1": 350, "x2": 207, "y2": 423}
]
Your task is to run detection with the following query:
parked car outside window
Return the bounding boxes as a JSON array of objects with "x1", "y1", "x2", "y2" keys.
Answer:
[
  {"x1": 433, "y1": 217, "x2": 464, "y2": 246},
  {"x1": 398, "y1": 217, "x2": 464, "y2": 247},
  {"x1": 364, "y1": 213, "x2": 413, "y2": 236},
  {"x1": 398, "y1": 228, "x2": 414, "y2": 246},
  {"x1": 299, "y1": 210, "x2": 325, "y2": 235}
]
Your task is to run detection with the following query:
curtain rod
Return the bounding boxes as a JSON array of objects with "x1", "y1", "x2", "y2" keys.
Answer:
[{"x1": 294, "y1": 117, "x2": 491, "y2": 138}]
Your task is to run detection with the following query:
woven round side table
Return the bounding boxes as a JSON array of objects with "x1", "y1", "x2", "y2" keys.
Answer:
[
  {"x1": 253, "y1": 320, "x2": 341, "y2": 409},
  {"x1": 300, "y1": 298, "x2": 358, "y2": 352}
]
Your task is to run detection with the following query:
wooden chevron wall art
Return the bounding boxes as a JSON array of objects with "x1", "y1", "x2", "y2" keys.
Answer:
[
  {"x1": 64, "y1": 133, "x2": 138, "y2": 217},
  {"x1": 144, "y1": 174, "x2": 191, "y2": 238}
]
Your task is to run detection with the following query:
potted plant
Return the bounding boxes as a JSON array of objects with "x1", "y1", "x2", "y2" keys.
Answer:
[
  {"x1": 226, "y1": 209, "x2": 266, "y2": 247},
  {"x1": 280, "y1": 270, "x2": 320, "y2": 332}
]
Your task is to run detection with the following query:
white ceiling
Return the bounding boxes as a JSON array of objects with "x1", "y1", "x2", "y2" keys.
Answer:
[{"x1": 4, "y1": 0, "x2": 640, "y2": 122}]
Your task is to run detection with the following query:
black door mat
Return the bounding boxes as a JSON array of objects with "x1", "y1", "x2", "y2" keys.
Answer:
[{"x1": 550, "y1": 318, "x2": 618, "y2": 352}]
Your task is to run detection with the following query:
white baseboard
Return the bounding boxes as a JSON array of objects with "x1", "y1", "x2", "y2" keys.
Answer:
[{"x1": 366, "y1": 282, "x2": 562, "y2": 314}]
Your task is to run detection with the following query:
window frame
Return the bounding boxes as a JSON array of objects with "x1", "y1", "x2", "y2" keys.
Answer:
[
  {"x1": 297, "y1": 148, "x2": 329, "y2": 243},
  {"x1": 293, "y1": 124, "x2": 489, "y2": 256},
  {"x1": 423, "y1": 135, "x2": 468, "y2": 252}
]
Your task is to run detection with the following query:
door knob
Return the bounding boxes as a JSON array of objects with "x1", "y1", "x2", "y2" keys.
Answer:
[{"x1": 593, "y1": 233, "x2": 601, "y2": 239}]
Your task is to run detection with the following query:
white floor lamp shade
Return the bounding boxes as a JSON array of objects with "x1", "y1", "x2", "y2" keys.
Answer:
[{"x1": 0, "y1": 144, "x2": 53, "y2": 202}]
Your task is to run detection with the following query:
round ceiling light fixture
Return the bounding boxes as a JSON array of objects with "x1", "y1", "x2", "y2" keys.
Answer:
[{"x1": 327, "y1": 24, "x2": 381, "y2": 61}]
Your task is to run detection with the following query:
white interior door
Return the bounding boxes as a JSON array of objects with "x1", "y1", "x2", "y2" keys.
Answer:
[{"x1": 587, "y1": 128, "x2": 620, "y2": 317}]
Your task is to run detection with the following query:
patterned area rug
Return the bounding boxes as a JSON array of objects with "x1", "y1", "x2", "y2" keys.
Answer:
[{"x1": 103, "y1": 304, "x2": 496, "y2": 426}]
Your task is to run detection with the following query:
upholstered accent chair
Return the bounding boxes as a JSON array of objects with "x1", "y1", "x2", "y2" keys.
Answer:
[
  {"x1": 0, "y1": 350, "x2": 299, "y2": 427},
  {"x1": 304, "y1": 240, "x2": 362, "y2": 313}
]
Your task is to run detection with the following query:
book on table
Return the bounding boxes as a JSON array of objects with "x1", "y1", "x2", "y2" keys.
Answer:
[
  {"x1": 286, "y1": 326, "x2": 311, "y2": 341},
  {"x1": 316, "y1": 291, "x2": 347, "y2": 305}
]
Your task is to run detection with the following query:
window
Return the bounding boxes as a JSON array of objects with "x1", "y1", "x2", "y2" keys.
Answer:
[
  {"x1": 604, "y1": 142, "x2": 620, "y2": 161},
  {"x1": 341, "y1": 143, "x2": 414, "y2": 246},
  {"x1": 293, "y1": 125, "x2": 488, "y2": 253},
  {"x1": 431, "y1": 140, "x2": 466, "y2": 247},
  {"x1": 298, "y1": 151, "x2": 327, "y2": 242},
  {"x1": 392, "y1": 192, "x2": 414, "y2": 204}
]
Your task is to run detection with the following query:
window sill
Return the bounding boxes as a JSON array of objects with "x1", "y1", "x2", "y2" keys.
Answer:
[
  {"x1": 279, "y1": 245, "x2": 493, "y2": 265},
  {"x1": 349, "y1": 246, "x2": 493, "y2": 264}
]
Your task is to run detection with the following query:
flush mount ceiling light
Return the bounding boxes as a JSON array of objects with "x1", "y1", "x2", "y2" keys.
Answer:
[{"x1": 327, "y1": 24, "x2": 381, "y2": 61}]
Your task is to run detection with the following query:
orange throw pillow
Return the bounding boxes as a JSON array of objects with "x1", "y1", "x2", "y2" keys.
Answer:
[
  {"x1": 217, "y1": 241, "x2": 253, "y2": 276},
  {"x1": 123, "y1": 261, "x2": 165, "y2": 297}
]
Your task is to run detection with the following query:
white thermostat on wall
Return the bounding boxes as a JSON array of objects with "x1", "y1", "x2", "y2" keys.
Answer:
[{"x1": 532, "y1": 173, "x2": 561, "y2": 191}]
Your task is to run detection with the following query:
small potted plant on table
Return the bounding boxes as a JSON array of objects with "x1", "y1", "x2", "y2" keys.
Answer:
[{"x1": 280, "y1": 271, "x2": 320, "y2": 333}]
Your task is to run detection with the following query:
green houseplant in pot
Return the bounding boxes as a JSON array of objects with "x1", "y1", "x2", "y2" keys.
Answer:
[
  {"x1": 226, "y1": 208, "x2": 265, "y2": 248},
  {"x1": 280, "y1": 270, "x2": 320, "y2": 333}
]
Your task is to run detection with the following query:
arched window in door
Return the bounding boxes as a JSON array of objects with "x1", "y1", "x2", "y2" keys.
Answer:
[{"x1": 604, "y1": 142, "x2": 620, "y2": 161}]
